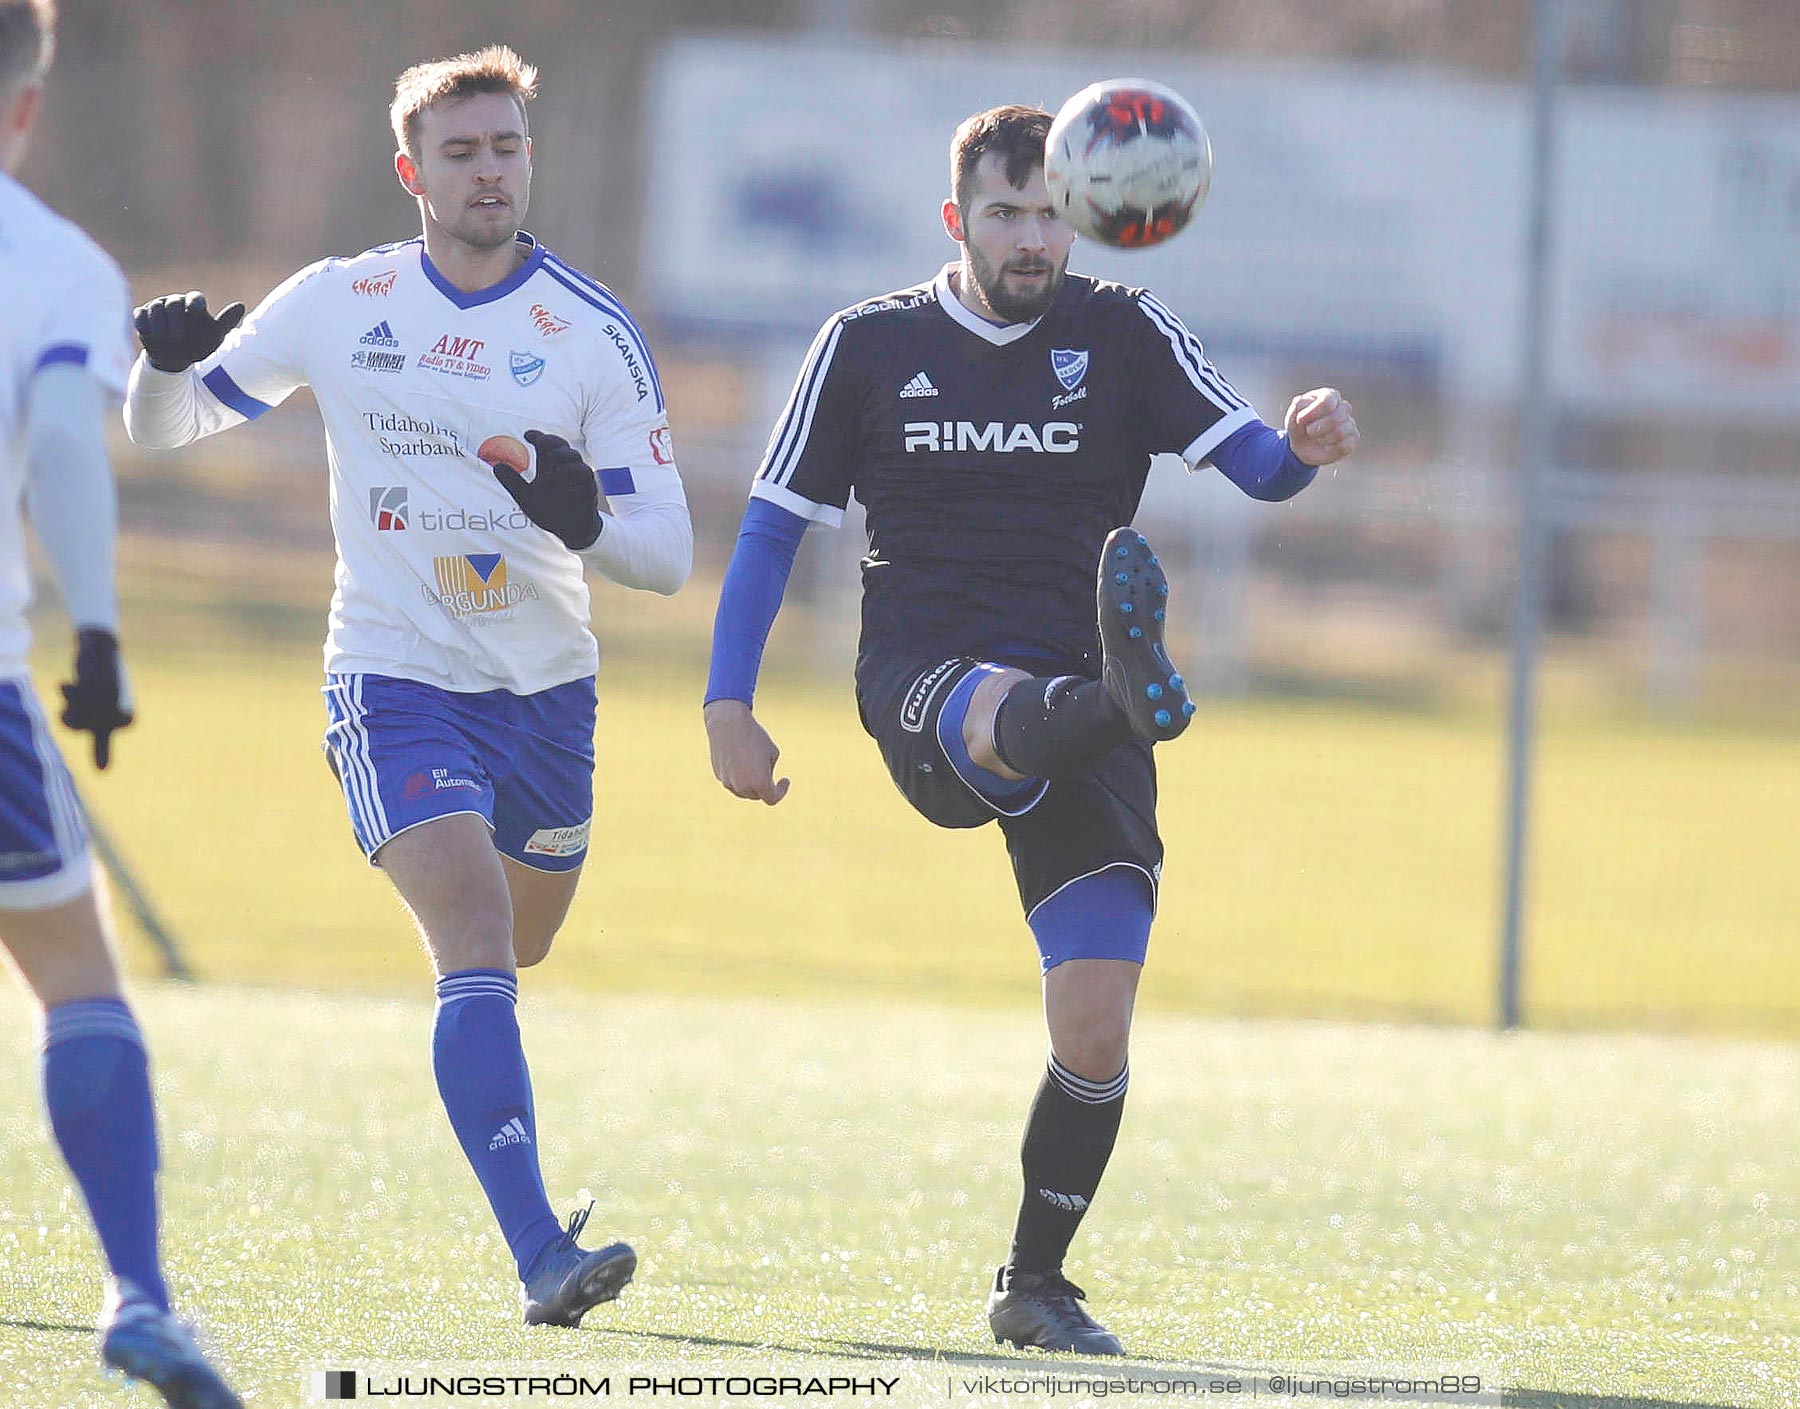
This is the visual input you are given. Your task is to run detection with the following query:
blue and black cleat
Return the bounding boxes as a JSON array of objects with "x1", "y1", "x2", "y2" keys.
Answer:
[
  {"x1": 521, "y1": 1204, "x2": 637, "y2": 1328},
  {"x1": 99, "y1": 1282, "x2": 243, "y2": 1409},
  {"x1": 1096, "y1": 527, "x2": 1195, "y2": 744}
]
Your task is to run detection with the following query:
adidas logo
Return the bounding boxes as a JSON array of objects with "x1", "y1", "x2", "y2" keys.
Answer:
[
  {"x1": 359, "y1": 321, "x2": 400, "y2": 348},
  {"x1": 1037, "y1": 1188, "x2": 1089, "y2": 1213},
  {"x1": 899, "y1": 371, "x2": 938, "y2": 398},
  {"x1": 488, "y1": 1117, "x2": 531, "y2": 1151}
]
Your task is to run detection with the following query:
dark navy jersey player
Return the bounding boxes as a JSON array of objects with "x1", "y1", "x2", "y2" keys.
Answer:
[{"x1": 705, "y1": 105, "x2": 1359, "y2": 1355}]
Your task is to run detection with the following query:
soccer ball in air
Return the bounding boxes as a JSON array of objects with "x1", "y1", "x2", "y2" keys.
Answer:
[{"x1": 1044, "y1": 78, "x2": 1212, "y2": 249}]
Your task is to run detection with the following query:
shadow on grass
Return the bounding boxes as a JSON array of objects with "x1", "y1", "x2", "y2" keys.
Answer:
[
  {"x1": 0, "y1": 1316, "x2": 93, "y2": 1335},
  {"x1": 601, "y1": 1343, "x2": 1765, "y2": 1409},
  {"x1": 1505, "y1": 1393, "x2": 1748, "y2": 1409},
  {"x1": 601, "y1": 1329, "x2": 1216, "y2": 1372},
  {"x1": 598, "y1": 1327, "x2": 887, "y2": 1360},
  {"x1": 825, "y1": 1339, "x2": 1262, "y2": 1375}
]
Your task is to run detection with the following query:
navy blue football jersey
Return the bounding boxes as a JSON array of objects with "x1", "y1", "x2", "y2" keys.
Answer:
[{"x1": 752, "y1": 266, "x2": 1258, "y2": 677}]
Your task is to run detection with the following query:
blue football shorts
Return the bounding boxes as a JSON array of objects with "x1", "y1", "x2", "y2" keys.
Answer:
[
  {"x1": 0, "y1": 676, "x2": 93, "y2": 909},
  {"x1": 322, "y1": 673, "x2": 596, "y2": 872}
]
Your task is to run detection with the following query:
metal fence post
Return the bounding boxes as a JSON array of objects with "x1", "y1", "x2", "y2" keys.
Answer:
[{"x1": 1499, "y1": 0, "x2": 1566, "y2": 1030}]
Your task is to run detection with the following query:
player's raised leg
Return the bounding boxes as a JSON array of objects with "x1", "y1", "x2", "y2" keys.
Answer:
[
  {"x1": 376, "y1": 815, "x2": 635, "y2": 1326},
  {"x1": 1093, "y1": 527, "x2": 1195, "y2": 742},
  {"x1": 962, "y1": 529, "x2": 1195, "y2": 796}
]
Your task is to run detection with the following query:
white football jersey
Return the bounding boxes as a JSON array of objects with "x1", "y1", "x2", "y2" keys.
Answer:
[
  {"x1": 0, "y1": 172, "x2": 132, "y2": 678},
  {"x1": 128, "y1": 234, "x2": 686, "y2": 694}
]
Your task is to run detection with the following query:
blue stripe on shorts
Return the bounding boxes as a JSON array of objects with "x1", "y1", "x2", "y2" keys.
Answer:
[{"x1": 0, "y1": 680, "x2": 89, "y2": 885}]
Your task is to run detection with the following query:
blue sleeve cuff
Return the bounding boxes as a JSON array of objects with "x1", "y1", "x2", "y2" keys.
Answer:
[
  {"x1": 1209, "y1": 421, "x2": 1318, "y2": 502},
  {"x1": 201, "y1": 365, "x2": 272, "y2": 421},
  {"x1": 34, "y1": 343, "x2": 90, "y2": 374},
  {"x1": 705, "y1": 497, "x2": 808, "y2": 706}
]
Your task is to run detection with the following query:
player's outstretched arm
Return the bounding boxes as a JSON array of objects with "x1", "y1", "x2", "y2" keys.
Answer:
[
  {"x1": 124, "y1": 291, "x2": 248, "y2": 449},
  {"x1": 1284, "y1": 387, "x2": 1359, "y2": 467},
  {"x1": 1203, "y1": 390, "x2": 1359, "y2": 503},
  {"x1": 24, "y1": 364, "x2": 134, "y2": 768},
  {"x1": 704, "y1": 498, "x2": 809, "y2": 806},
  {"x1": 125, "y1": 273, "x2": 314, "y2": 449},
  {"x1": 134, "y1": 292, "x2": 245, "y2": 374}
]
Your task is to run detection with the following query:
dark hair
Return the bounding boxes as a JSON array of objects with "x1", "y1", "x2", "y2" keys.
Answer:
[
  {"x1": 0, "y1": 0, "x2": 53, "y2": 99},
  {"x1": 949, "y1": 104, "x2": 1052, "y2": 210}
]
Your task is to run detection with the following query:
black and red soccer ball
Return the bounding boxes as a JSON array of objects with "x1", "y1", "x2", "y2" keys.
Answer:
[{"x1": 1045, "y1": 79, "x2": 1213, "y2": 250}]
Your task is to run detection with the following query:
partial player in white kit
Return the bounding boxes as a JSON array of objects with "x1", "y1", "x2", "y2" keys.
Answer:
[
  {"x1": 124, "y1": 45, "x2": 691, "y2": 1328},
  {"x1": 0, "y1": 3, "x2": 242, "y2": 1405}
]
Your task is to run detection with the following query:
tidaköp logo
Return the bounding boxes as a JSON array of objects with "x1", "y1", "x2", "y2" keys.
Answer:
[{"x1": 369, "y1": 486, "x2": 407, "y2": 530}]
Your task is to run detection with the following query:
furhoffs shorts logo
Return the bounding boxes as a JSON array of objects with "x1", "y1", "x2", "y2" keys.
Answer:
[{"x1": 900, "y1": 658, "x2": 964, "y2": 734}]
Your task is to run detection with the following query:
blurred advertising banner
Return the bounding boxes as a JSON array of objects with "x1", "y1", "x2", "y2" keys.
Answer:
[
  {"x1": 644, "y1": 38, "x2": 1800, "y2": 422},
  {"x1": 1553, "y1": 89, "x2": 1800, "y2": 418}
]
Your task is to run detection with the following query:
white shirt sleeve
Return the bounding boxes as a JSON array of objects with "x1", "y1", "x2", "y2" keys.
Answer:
[
  {"x1": 30, "y1": 252, "x2": 133, "y2": 400},
  {"x1": 124, "y1": 262, "x2": 322, "y2": 449},
  {"x1": 24, "y1": 364, "x2": 117, "y2": 632},
  {"x1": 575, "y1": 369, "x2": 692, "y2": 596}
]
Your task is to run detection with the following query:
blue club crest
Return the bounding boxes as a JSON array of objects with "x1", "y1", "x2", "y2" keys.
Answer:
[
  {"x1": 509, "y1": 350, "x2": 546, "y2": 387},
  {"x1": 1051, "y1": 348, "x2": 1089, "y2": 392}
]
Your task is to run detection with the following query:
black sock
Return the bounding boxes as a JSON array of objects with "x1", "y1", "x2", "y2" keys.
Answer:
[
  {"x1": 991, "y1": 675, "x2": 1129, "y2": 780},
  {"x1": 1008, "y1": 1056, "x2": 1128, "y2": 1274}
]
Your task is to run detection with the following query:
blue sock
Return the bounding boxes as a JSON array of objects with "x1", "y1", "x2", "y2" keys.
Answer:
[
  {"x1": 41, "y1": 998, "x2": 169, "y2": 1311},
  {"x1": 432, "y1": 970, "x2": 563, "y2": 1280}
]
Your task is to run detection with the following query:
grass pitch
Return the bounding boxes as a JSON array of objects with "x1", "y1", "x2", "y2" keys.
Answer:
[
  {"x1": 0, "y1": 984, "x2": 1795, "y2": 1407},
  {"x1": 47, "y1": 638, "x2": 1800, "y2": 1035},
  {"x1": 7, "y1": 563, "x2": 1796, "y2": 1404}
]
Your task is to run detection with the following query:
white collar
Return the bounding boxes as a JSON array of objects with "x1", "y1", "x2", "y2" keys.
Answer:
[{"x1": 932, "y1": 264, "x2": 1043, "y2": 346}]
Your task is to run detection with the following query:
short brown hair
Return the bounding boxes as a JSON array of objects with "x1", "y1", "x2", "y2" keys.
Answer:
[
  {"x1": 949, "y1": 104, "x2": 1052, "y2": 210},
  {"x1": 0, "y1": 0, "x2": 54, "y2": 100},
  {"x1": 390, "y1": 44, "x2": 538, "y2": 157}
]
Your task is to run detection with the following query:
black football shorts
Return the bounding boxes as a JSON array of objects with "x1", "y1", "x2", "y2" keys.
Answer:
[{"x1": 856, "y1": 653, "x2": 1163, "y2": 919}]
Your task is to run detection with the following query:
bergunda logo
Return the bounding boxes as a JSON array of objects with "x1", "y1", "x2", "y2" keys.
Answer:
[{"x1": 509, "y1": 350, "x2": 546, "y2": 386}]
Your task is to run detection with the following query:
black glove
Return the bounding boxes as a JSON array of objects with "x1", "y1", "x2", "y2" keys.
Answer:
[
  {"x1": 491, "y1": 430, "x2": 604, "y2": 551},
  {"x1": 133, "y1": 292, "x2": 246, "y2": 373},
  {"x1": 59, "y1": 627, "x2": 134, "y2": 770}
]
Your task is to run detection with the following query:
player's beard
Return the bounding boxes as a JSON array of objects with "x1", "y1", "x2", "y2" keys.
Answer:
[
  {"x1": 967, "y1": 243, "x2": 1065, "y2": 323},
  {"x1": 436, "y1": 187, "x2": 528, "y2": 253},
  {"x1": 448, "y1": 210, "x2": 522, "y2": 252}
]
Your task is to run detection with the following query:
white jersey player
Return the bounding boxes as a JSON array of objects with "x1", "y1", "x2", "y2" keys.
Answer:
[
  {"x1": 124, "y1": 46, "x2": 684, "y2": 1330},
  {"x1": 125, "y1": 230, "x2": 687, "y2": 693},
  {"x1": 1, "y1": 2, "x2": 243, "y2": 1404}
]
